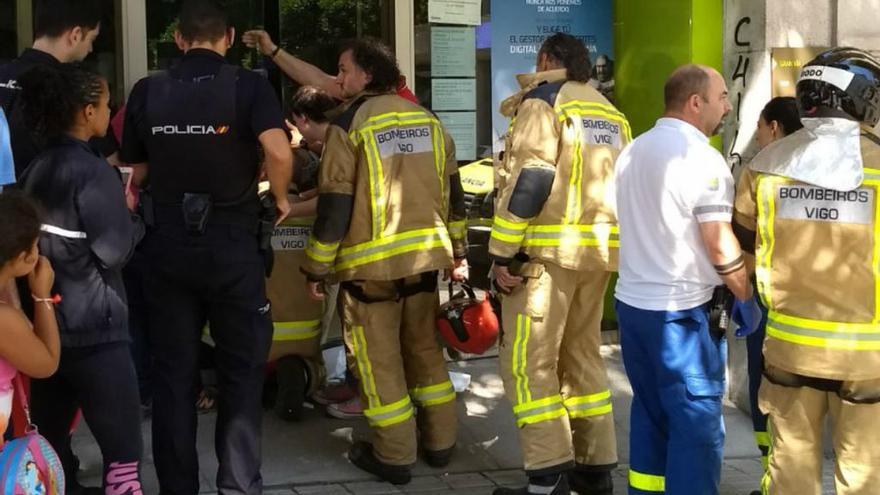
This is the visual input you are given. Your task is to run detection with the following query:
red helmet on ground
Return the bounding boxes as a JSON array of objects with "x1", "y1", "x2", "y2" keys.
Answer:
[{"x1": 437, "y1": 284, "x2": 500, "y2": 355}]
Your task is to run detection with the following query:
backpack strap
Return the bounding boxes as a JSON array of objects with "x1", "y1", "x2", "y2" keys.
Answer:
[{"x1": 12, "y1": 374, "x2": 32, "y2": 432}]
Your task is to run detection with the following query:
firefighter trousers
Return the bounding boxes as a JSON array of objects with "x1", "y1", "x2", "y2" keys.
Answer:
[
  {"x1": 340, "y1": 275, "x2": 457, "y2": 466},
  {"x1": 499, "y1": 261, "x2": 616, "y2": 475},
  {"x1": 759, "y1": 376, "x2": 880, "y2": 495}
]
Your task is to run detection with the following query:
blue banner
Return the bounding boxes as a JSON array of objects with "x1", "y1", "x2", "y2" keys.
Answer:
[{"x1": 490, "y1": 0, "x2": 614, "y2": 152}]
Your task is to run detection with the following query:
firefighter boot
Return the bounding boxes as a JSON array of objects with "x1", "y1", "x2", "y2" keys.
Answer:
[
  {"x1": 493, "y1": 474, "x2": 570, "y2": 495},
  {"x1": 349, "y1": 441, "x2": 412, "y2": 485},
  {"x1": 569, "y1": 469, "x2": 613, "y2": 495},
  {"x1": 274, "y1": 355, "x2": 307, "y2": 422}
]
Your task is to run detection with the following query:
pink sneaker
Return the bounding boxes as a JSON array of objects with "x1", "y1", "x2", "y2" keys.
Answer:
[
  {"x1": 326, "y1": 396, "x2": 364, "y2": 419},
  {"x1": 313, "y1": 382, "x2": 359, "y2": 405}
]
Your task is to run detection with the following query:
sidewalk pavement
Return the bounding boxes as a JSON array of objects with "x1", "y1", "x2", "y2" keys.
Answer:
[{"x1": 72, "y1": 345, "x2": 838, "y2": 494}]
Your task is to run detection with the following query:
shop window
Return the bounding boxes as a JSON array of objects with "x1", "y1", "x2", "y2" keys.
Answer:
[
  {"x1": 146, "y1": 0, "x2": 266, "y2": 72},
  {"x1": 414, "y1": 0, "x2": 492, "y2": 162},
  {"x1": 0, "y1": 0, "x2": 17, "y2": 63},
  {"x1": 277, "y1": 0, "x2": 393, "y2": 112}
]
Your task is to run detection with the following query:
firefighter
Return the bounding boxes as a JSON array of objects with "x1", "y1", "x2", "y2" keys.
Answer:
[
  {"x1": 489, "y1": 33, "x2": 631, "y2": 495},
  {"x1": 266, "y1": 86, "x2": 338, "y2": 422},
  {"x1": 733, "y1": 47, "x2": 880, "y2": 495},
  {"x1": 301, "y1": 38, "x2": 468, "y2": 485}
]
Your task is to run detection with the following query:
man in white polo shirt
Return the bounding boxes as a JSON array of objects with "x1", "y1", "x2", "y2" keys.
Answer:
[{"x1": 614, "y1": 64, "x2": 756, "y2": 495}]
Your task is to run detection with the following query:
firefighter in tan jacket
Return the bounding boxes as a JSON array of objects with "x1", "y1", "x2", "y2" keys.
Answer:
[
  {"x1": 733, "y1": 48, "x2": 880, "y2": 495},
  {"x1": 301, "y1": 39, "x2": 468, "y2": 486},
  {"x1": 490, "y1": 34, "x2": 631, "y2": 495}
]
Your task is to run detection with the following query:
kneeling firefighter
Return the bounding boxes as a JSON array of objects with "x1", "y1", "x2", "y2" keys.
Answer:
[
  {"x1": 266, "y1": 86, "x2": 340, "y2": 421},
  {"x1": 301, "y1": 38, "x2": 468, "y2": 485},
  {"x1": 733, "y1": 47, "x2": 880, "y2": 495},
  {"x1": 489, "y1": 33, "x2": 631, "y2": 495}
]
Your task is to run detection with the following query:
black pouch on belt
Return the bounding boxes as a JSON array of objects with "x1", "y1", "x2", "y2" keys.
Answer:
[
  {"x1": 707, "y1": 285, "x2": 734, "y2": 338},
  {"x1": 182, "y1": 193, "x2": 212, "y2": 235}
]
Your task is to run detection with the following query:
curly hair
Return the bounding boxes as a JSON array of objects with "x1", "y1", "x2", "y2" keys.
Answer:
[
  {"x1": 0, "y1": 190, "x2": 42, "y2": 266},
  {"x1": 18, "y1": 64, "x2": 105, "y2": 145},
  {"x1": 539, "y1": 33, "x2": 592, "y2": 83},
  {"x1": 339, "y1": 38, "x2": 401, "y2": 93}
]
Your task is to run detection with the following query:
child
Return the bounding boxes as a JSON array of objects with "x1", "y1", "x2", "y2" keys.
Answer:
[
  {"x1": 0, "y1": 190, "x2": 61, "y2": 443},
  {"x1": 18, "y1": 63, "x2": 145, "y2": 495}
]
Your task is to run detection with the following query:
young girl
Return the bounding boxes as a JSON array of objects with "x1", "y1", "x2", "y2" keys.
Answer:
[
  {"x1": 18, "y1": 64, "x2": 145, "y2": 495},
  {"x1": 0, "y1": 191, "x2": 61, "y2": 443}
]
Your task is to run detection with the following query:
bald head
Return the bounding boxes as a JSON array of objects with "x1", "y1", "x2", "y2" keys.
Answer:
[
  {"x1": 664, "y1": 64, "x2": 714, "y2": 111},
  {"x1": 663, "y1": 64, "x2": 731, "y2": 137}
]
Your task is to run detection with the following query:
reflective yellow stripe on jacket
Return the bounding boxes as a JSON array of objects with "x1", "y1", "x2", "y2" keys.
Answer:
[
  {"x1": 522, "y1": 224, "x2": 619, "y2": 248},
  {"x1": 556, "y1": 101, "x2": 629, "y2": 225},
  {"x1": 334, "y1": 227, "x2": 451, "y2": 271},
  {"x1": 756, "y1": 171, "x2": 880, "y2": 350},
  {"x1": 273, "y1": 320, "x2": 322, "y2": 342},
  {"x1": 351, "y1": 111, "x2": 445, "y2": 240}
]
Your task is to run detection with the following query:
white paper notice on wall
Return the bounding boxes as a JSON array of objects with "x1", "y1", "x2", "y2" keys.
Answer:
[
  {"x1": 437, "y1": 111, "x2": 477, "y2": 161},
  {"x1": 431, "y1": 27, "x2": 476, "y2": 77},
  {"x1": 432, "y1": 79, "x2": 477, "y2": 111},
  {"x1": 429, "y1": 0, "x2": 482, "y2": 26}
]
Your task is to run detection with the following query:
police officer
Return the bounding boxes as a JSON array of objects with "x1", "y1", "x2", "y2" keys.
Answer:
[
  {"x1": 119, "y1": 1, "x2": 293, "y2": 493},
  {"x1": 0, "y1": 0, "x2": 101, "y2": 180},
  {"x1": 301, "y1": 38, "x2": 468, "y2": 485},
  {"x1": 489, "y1": 33, "x2": 631, "y2": 495},
  {"x1": 733, "y1": 48, "x2": 880, "y2": 495}
]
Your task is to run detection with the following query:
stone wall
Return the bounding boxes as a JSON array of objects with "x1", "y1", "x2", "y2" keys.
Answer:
[{"x1": 721, "y1": 0, "x2": 880, "y2": 412}]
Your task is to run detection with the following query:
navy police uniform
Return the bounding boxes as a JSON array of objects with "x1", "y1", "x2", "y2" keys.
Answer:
[
  {"x1": 0, "y1": 48, "x2": 118, "y2": 179},
  {"x1": 120, "y1": 48, "x2": 285, "y2": 495},
  {"x1": 0, "y1": 49, "x2": 63, "y2": 178}
]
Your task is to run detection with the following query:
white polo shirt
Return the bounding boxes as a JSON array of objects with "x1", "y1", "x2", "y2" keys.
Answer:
[{"x1": 614, "y1": 117, "x2": 734, "y2": 311}]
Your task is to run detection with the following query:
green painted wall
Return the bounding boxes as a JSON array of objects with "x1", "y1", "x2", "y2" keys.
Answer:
[
  {"x1": 603, "y1": 0, "x2": 723, "y2": 324},
  {"x1": 613, "y1": 0, "x2": 723, "y2": 137}
]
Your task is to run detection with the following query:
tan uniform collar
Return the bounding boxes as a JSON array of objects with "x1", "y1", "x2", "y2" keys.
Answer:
[
  {"x1": 325, "y1": 89, "x2": 396, "y2": 122},
  {"x1": 500, "y1": 69, "x2": 568, "y2": 118}
]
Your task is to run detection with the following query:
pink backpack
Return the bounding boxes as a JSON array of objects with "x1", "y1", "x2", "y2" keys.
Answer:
[{"x1": 0, "y1": 376, "x2": 65, "y2": 494}]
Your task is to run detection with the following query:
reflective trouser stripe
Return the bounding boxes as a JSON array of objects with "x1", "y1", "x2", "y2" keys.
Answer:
[
  {"x1": 364, "y1": 396, "x2": 415, "y2": 428},
  {"x1": 755, "y1": 431, "x2": 770, "y2": 469},
  {"x1": 766, "y1": 311, "x2": 880, "y2": 350},
  {"x1": 512, "y1": 314, "x2": 532, "y2": 405},
  {"x1": 410, "y1": 381, "x2": 456, "y2": 407},
  {"x1": 522, "y1": 224, "x2": 620, "y2": 248},
  {"x1": 490, "y1": 215, "x2": 528, "y2": 245},
  {"x1": 273, "y1": 320, "x2": 322, "y2": 341},
  {"x1": 628, "y1": 469, "x2": 665, "y2": 492},
  {"x1": 512, "y1": 395, "x2": 567, "y2": 427},
  {"x1": 305, "y1": 237, "x2": 339, "y2": 263},
  {"x1": 334, "y1": 227, "x2": 451, "y2": 271},
  {"x1": 350, "y1": 325, "x2": 381, "y2": 409},
  {"x1": 563, "y1": 390, "x2": 613, "y2": 418}
]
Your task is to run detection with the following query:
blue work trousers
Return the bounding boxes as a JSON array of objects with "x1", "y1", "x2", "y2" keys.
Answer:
[{"x1": 616, "y1": 300, "x2": 727, "y2": 495}]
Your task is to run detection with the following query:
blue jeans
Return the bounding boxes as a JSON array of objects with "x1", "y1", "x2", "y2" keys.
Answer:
[{"x1": 616, "y1": 300, "x2": 727, "y2": 495}]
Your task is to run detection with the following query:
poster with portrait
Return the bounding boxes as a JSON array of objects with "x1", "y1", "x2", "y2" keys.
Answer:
[{"x1": 490, "y1": 0, "x2": 614, "y2": 152}]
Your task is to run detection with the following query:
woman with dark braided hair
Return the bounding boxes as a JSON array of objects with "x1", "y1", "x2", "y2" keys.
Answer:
[{"x1": 18, "y1": 63, "x2": 145, "y2": 495}]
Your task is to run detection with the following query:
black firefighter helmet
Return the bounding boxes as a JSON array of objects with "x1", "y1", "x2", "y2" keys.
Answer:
[{"x1": 796, "y1": 47, "x2": 880, "y2": 126}]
